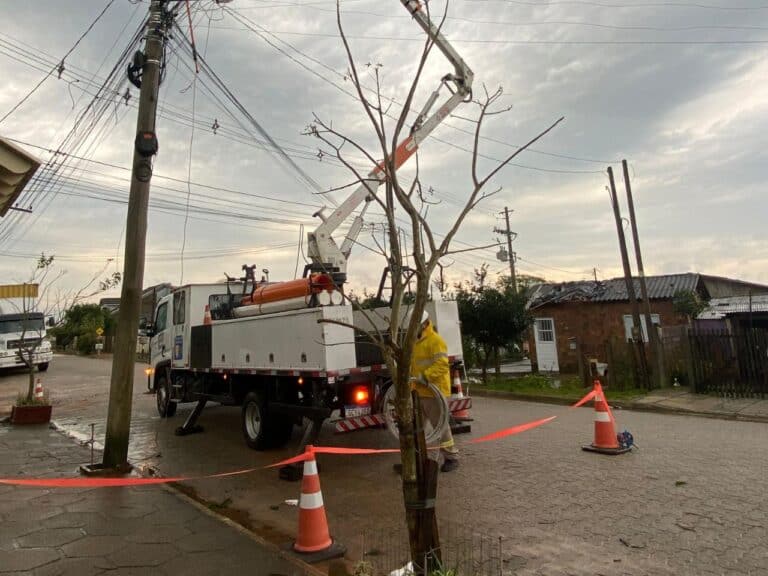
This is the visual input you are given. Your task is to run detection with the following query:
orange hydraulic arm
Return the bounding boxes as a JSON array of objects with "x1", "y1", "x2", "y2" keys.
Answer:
[{"x1": 306, "y1": 0, "x2": 474, "y2": 280}]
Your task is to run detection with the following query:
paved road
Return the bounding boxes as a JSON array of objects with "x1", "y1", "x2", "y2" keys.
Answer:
[
  {"x1": 3, "y1": 355, "x2": 766, "y2": 575},
  {"x1": 0, "y1": 423, "x2": 307, "y2": 576}
]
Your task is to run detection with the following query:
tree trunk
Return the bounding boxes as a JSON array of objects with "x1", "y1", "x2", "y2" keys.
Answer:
[
  {"x1": 27, "y1": 354, "x2": 35, "y2": 403},
  {"x1": 481, "y1": 346, "x2": 490, "y2": 382},
  {"x1": 394, "y1": 347, "x2": 440, "y2": 575}
]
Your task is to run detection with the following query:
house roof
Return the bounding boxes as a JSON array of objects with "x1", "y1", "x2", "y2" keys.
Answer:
[
  {"x1": 698, "y1": 294, "x2": 768, "y2": 319},
  {"x1": 528, "y1": 273, "x2": 703, "y2": 309},
  {"x1": 99, "y1": 298, "x2": 121, "y2": 311}
]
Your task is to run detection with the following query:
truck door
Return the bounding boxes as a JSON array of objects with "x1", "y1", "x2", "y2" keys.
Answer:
[
  {"x1": 150, "y1": 299, "x2": 170, "y2": 368},
  {"x1": 171, "y1": 289, "x2": 188, "y2": 368}
]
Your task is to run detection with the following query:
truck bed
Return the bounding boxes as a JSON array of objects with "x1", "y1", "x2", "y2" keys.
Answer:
[{"x1": 197, "y1": 305, "x2": 357, "y2": 372}]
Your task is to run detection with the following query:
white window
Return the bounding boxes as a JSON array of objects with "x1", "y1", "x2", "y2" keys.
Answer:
[
  {"x1": 536, "y1": 318, "x2": 554, "y2": 342},
  {"x1": 623, "y1": 314, "x2": 660, "y2": 342}
]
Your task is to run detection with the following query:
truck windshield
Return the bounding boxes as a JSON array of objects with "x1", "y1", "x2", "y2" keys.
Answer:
[{"x1": 0, "y1": 317, "x2": 44, "y2": 334}]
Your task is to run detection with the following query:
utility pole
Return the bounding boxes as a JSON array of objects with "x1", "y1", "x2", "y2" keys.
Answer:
[
  {"x1": 494, "y1": 207, "x2": 517, "y2": 293},
  {"x1": 622, "y1": 159, "x2": 664, "y2": 388},
  {"x1": 607, "y1": 167, "x2": 649, "y2": 389},
  {"x1": 96, "y1": 0, "x2": 168, "y2": 472}
]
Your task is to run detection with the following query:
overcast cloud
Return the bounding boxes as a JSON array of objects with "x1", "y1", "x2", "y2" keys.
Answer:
[{"x1": 0, "y1": 0, "x2": 766, "y2": 304}]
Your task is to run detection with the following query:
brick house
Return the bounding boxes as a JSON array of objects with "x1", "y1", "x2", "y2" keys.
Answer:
[{"x1": 526, "y1": 273, "x2": 768, "y2": 373}]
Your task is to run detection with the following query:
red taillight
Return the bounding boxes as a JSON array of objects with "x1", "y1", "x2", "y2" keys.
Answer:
[{"x1": 353, "y1": 386, "x2": 369, "y2": 405}]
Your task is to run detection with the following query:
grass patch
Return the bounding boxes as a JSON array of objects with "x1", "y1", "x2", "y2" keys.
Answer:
[
  {"x1": 480, "y1": 374, "x2": 646, "y2": 401},
  {"x1": 15, "y1": 392, "x2": 51, "y2": 406}
]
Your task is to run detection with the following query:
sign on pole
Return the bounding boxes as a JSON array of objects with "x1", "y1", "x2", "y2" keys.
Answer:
[{"x1": 0, "y1": 283, "x2": 38, "y2": 299}]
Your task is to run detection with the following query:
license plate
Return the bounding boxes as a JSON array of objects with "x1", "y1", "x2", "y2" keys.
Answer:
[{"x1": 345, "y1": 405, "x2": 371, "y2": 418}]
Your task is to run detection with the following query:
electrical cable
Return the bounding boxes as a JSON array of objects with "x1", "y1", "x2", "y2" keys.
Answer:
[
  {"x1": 231, "y1": 28, "x2": 768, "y2": 45},
  {"x1": 0, "y1": 0, "x2": 117, "y2": 124},
  {"x1": 172, "y1": 22, "x2": 333, "y2": 204}
]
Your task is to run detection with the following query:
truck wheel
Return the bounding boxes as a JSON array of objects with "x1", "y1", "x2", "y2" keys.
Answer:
[
  {"x1": 37, "y1": 362, "x2": 49, "y2": 372},
  {"x1": 156, "y1": 373, "x2": 177, "y2": 418},
  {"x1": 242, "y1": 391, "x2": 269, "y2": 450}
]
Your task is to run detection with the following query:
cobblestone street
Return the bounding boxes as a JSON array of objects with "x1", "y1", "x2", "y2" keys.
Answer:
[{"x1": 2, "y1": 355, "x2": 767, "y2": 575}]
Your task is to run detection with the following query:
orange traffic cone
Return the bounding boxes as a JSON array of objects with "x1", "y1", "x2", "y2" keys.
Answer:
[
  {"x1": 203, "y1": 305, "x2": 212, "y2": 325},
  {"x1": 582, "y1": 381, "x2": 631, "y2": 455},
  {"x1": 292, "y1": 446, "x2": 345, "y2": 562},
  {"x1": 450, "y1": 368, "x2": 472, "y2": 422},
  {"x1": 34, "y1": 378, "x2": 44, "y2": 400}
]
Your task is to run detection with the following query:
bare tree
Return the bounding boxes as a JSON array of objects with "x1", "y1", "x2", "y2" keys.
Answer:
[
  {"x1": 303, "y1": 1, "x2": 563, "y2": 567},
  {"x1": 8, "y1": 254, "x2": 120, "y2": 404}
]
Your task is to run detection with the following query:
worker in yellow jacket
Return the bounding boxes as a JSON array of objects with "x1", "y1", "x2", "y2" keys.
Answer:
[{"x1": 411, "y1": 310, "x2": 459, "y2": 472}]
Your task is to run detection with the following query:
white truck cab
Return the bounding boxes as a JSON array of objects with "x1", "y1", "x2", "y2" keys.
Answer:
[
  {"x1": 150, "y1": 283, "x2": 237, "y2": 373},
  {"x1": 0, "y1": 312, "x2": 53, "y2": 371}
]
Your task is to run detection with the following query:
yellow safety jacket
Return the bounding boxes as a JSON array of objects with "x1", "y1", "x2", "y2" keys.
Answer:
[{"x1": 410, "y1": 322, "x2": 451, "y2": 398}]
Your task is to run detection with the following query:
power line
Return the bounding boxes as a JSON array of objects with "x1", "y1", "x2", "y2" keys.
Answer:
[
  {"x1": 1, "y1": 137, "x2": 323, "y2": 209},
  {"x1": 240, "y1": 28, "x2": 768, "y2": 45},
  {"x1": 0, "y1": 0, "x2": 117, "y2": 124},
  {"x1": 237, "y1": 5, "x2": 768, "y2": 33},
  {"x1": 172, "y1": 23, "x2": 333, "y2": 203},
  {"x1": 223, "y1": 7, "x2": 611, "y2": 176},
  {"x1": 464, "y1": 0, "x2": 768, "y2": 10}
]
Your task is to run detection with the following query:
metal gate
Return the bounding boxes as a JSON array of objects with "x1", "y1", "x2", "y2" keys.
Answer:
[{"x1": 689, "y1": 328, "x2": 768, "y2": 398}]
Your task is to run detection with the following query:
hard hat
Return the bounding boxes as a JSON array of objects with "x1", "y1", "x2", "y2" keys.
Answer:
[{"x1": 406, "y1": 309, "x2": 429, "y2": 325}]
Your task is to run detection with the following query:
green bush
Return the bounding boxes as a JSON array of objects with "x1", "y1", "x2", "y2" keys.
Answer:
[{"x1": 77, "y1": 333, "x2": 96, "y2": 355}]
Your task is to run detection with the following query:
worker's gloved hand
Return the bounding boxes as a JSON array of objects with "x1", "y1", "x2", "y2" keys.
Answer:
[{"x1": 408, "y1": 375, "x2": 429, "y2": 391}]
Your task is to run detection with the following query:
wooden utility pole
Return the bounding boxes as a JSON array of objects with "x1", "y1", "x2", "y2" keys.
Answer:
[
  {"x1": 100, "y1": 0, "x2": 167, "y2": 471},
  {"x1": 494, "y1": 207, "x2": 517, "y2": 293},
  {"x1": 622, "y1": 159, "x2": 665, "y2": 388},
  {"x1": 607, "y1": 166, "x2": 649, "y2": 389}
]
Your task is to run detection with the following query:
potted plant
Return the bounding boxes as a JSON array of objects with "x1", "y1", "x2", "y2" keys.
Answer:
[{"x1": 11, "y1": 387, "x2": 52, "y2": 425}]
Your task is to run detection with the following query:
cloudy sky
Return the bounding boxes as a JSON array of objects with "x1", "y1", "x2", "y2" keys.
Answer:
[{"x1": 1, "y1": 0, "x2": 766, "y2": 305}]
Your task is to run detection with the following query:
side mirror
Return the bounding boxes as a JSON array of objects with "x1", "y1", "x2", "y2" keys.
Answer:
[{"x1": 145, "y1": 323, "x2": 155, "y2": 338}]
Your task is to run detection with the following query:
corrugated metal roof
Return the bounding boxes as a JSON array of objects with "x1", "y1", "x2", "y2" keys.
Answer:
[
  {"x1": 698, "y1": 295, "x2": 768, "y2": 319},
  {"x1": 528, "y1": 273, "x2": 702, "y2": 308}
]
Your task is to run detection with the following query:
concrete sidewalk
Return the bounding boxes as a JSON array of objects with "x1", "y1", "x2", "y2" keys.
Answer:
[
  {"x1": 0, "y1": 423, "x2": 311, "y2": 576},
  {"x1": 473, "y1": 386, "x2": 768, "y2": 423},
  {"x1": 629, "y1": 386, "x2": 768, "y2": 422}
]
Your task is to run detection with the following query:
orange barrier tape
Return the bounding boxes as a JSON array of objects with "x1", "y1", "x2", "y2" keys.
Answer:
[
  {"x1": 315, "y1": 446, "x2": 400, "y2": 455},
  {"x1": 571, "y1": 388, "x2": 597, "y2": 409},
  {"x1": 0, "y1": 477, "x2": 186, "y2": 488},
  {"x1": 0, "y1": 388, "x2": 599, "y2": 488},
  {"x1": 468, "y1": 416, "x2": 557, "y2": 444}
]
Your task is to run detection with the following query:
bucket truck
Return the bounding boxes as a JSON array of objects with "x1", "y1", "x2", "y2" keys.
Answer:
[{"x1": 147, "y1": 0, "x2": 474, "y2": 456}]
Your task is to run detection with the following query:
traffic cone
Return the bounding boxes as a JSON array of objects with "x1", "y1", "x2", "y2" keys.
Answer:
[
  {"x1": 203, "y1": 304, "x2": 212, "y2": 325},
  {"x1": 34, "y1": 378, "x2": 44, "y2": 400},
  {"x1": 291, "y1": 446, "x2": 345, "y2": 562},
  {"x1": 582, "y1": 381, "x2": 631, "y2": 455},
  {"x1": 450, "y1": 368, "x2": 472, "y2": 422}
]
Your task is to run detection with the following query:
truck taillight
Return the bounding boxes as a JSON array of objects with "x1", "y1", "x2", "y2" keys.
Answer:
[{"x1": 353, "y1": 386, "x2": 369, "y2": 405}]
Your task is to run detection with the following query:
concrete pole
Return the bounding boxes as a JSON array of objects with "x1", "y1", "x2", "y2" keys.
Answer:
[
  {"x1": 102, "y1": 0, "x2": 166, "y2": 470},
  {"x1": 607, "y1": 166, "x2": 649, "y2": 389},
  {"x1": 504, "y1": 207, "x2": 517, "y2": 294},
  {"x1": 622, "y1": 159, "x2": 665, "y2": 388}
]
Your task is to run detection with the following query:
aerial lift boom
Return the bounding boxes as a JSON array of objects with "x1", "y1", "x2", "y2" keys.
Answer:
[{"x1": 306, "y1": 0, "x2": 474, "y2": 282}]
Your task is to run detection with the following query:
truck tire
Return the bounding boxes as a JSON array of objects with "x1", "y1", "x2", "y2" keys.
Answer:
[
  {"x1": 156, "y1": 372, "x2": 177, "y2": 418},
  {"x1": 37, "y1": 362, "x2": 49, "y2": 372},
  {"x1": 241, "y1": 391, "x2": 293, "y2": 450}
]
